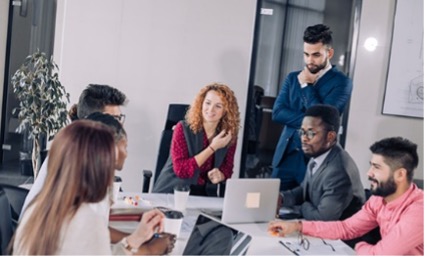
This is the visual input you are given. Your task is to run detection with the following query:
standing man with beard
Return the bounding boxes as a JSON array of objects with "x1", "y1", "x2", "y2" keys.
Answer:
[
  {"x1": 271, "y1": 24, "x2": 353, "y2": 191},
  {"x1": 268, "y1": 137, "x2": 424, "y2": 255}
]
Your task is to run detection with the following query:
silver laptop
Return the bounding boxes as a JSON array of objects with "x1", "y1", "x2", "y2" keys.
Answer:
[
  {"x1": 183, "y1": 213, "x2": 252, "y2": 255},
  {"x1": 221, "y1": 178, "x2": 280, "y2": 224}
]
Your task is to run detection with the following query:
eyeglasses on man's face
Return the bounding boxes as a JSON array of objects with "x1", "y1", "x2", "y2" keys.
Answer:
[
  {"x1": 113, "y1": 114, "x2": 126, "y2": 124},
  {"x1": 297, "y1": 129, "x2": 317, "y2": 140}
]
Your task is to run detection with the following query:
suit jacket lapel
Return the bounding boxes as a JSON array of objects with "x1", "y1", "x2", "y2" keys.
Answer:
[
  {"x1": 315, "y1": 66, "x2": 337, "y2": 87},
  {"x1": 312, "y1": 145, "x2": 341, "y2": 180}
]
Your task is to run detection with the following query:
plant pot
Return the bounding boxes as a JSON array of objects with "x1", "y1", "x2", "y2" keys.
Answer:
[{"x1": 19, "y1": 151, "x2": 33, "y2": 176}]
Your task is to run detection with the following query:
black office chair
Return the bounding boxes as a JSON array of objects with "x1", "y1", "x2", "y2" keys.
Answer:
[
  {"x1": 246, "y1": 85, "x2": 264, "y2": 154},
  {"x1": 413, "y1": 178, "x2": 424, "y2": 190},
  {"x1": 342, "y1": 189, "x2": 381, "y2": 248},
  {"x1": 0, "y1": 184, "x2": 29, "y2": 224},
  {"x1": 142, "y1": 104, "x2": 189, "y2": 193},
  {"x1": 0, "y1": 189, "x2": 13, "y2": 255}
]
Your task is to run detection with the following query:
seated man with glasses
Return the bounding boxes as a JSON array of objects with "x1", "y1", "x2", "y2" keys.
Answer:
[
  {"x1": 22, "y1": 84, "x2": 128, "y2": 216},
  {"x1": 277, "y1": 104, "x2": 365, "y2": 221},
  {"x1": 269, "y1": 136, "x2": 423, "y2": 255},
  {"x1": 70, "y1": 83, "x2": 128, "y2": 124}
]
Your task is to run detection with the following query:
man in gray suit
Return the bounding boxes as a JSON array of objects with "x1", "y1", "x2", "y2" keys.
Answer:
[{"x1": 278, "y1": 104, "x2": 365, "y2": 220}]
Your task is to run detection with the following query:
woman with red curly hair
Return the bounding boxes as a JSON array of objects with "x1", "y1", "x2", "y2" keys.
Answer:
[{"x1": 154, "y1": 83, "x2": 240, "y2": 196}]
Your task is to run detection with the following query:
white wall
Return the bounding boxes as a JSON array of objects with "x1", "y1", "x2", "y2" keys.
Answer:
[
  {"x1": 54, "y1": 0, "x2": 257, "y2": 192},
  {"x1": 2, "y1": 0, "x2": 422, "y2": 192},
  {"x1": 347, "y1": 0, "x2": 424, "y2": 188}
]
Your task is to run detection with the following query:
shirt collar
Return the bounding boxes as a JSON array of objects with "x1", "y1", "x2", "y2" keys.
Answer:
[
  {"x1": 311, "y1": 149, "x2": 332, "y2": 174},
  {"x1": 383, "y1": 183, "x2": 418, "y2": 209},
  {"x1": 315, "y1": 63, "x2": 332, "y2": 82}
]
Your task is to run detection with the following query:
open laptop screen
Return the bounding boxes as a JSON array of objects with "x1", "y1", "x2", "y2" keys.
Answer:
[
  {"x1": 182, "y1": 213, "x2": 252, "y2": 256},
  {"x1": 221, "y1": 178, "x2": 280, "y2": 224}
]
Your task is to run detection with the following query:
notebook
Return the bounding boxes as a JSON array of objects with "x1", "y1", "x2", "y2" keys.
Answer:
[
  {"x1": 221, "y1": 178, "x2": 280, "y2": 224},
  {"x1": 183, "y1": 213, "x2": 252, "y2": 256}
]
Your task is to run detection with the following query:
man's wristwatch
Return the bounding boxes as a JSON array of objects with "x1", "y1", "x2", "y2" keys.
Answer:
[
  {"x1": 301, "y1": 82, "x2": 314, "y2": 88},
  {"x1": 120, "y1": 237, "x2": 138, "y2": 254}
]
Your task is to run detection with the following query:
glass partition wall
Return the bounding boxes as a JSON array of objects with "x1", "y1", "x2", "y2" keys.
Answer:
[{"x1": 241, "y1": 0, "x2": 361, "y2": 178}]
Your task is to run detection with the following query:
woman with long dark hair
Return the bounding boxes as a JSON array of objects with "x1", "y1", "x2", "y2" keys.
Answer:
[{"x1": 13, "y1": 121, "x2": 164, "y2": 255}]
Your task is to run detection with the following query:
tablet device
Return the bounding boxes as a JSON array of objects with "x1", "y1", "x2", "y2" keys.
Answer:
[{"x1": 182, "y1": 213, "x2": 252, "y2": 255}]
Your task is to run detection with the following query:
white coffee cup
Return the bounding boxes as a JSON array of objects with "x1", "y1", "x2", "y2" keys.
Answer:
[
  {"x1": 163, "y1": 210, "x2": 184, "y2": 237},
  {"x1": 174, "y1": 184, "x2": 190, "y2": 212}
]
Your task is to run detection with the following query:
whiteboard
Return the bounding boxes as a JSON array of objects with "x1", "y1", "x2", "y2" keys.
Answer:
[{"x1": 382, "y1": 0, "x2": 423, "y2": 118}]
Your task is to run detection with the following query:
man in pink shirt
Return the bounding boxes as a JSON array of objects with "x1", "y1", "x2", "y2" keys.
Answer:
[{"x1": 268, "y1": 137, "x2": 423, "y2": 255}]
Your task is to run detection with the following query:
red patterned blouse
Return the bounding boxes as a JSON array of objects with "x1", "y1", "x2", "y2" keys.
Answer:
[{"x1": 171, "y1": 122, "x2": 236, "y2": 185}]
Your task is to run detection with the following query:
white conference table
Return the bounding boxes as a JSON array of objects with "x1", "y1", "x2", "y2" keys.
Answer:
[{"x1": 109, "y1": 192, "x2": 356, "y2": 256}]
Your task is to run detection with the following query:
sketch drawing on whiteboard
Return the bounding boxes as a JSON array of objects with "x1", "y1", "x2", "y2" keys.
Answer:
[{"x1": 408, "y1": 74, "x2": 423, "y2": 103}]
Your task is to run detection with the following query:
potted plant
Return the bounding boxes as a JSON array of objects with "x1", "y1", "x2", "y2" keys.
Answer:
[{"x1": 11, "y1": 50, "x2": 70, "y2": 178}]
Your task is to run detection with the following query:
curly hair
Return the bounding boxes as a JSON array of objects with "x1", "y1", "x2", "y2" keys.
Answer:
[{"x1": 186, "y1": 83, "x2": 240, "y2": 143}]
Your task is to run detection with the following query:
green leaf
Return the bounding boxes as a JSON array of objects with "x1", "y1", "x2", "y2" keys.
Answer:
[{"x1": 11, "y1": 50, "x2": 70, "y2": 144}]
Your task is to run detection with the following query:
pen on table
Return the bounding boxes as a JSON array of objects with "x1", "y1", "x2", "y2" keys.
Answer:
[{"x1": 279, "y1": 240, "x2": 299, "y2": 256}]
